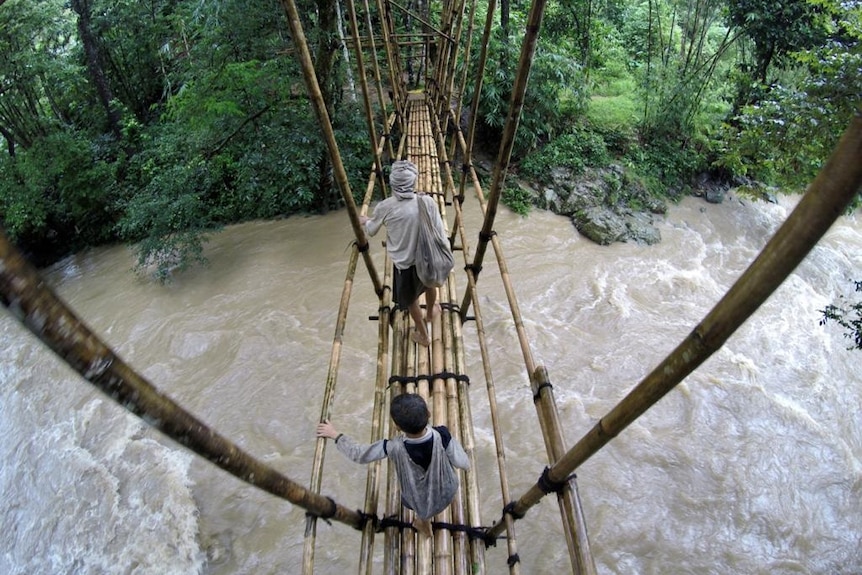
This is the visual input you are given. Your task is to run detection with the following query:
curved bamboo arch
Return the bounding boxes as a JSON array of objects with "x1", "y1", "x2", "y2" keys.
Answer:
[{"x1": 1, "y1": 0, "x2": 860, "y2": 572}]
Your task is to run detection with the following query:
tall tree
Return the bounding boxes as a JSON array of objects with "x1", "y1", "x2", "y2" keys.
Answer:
[{"x1": 70, "y1": 0, "x2": 122, "y2": 139}]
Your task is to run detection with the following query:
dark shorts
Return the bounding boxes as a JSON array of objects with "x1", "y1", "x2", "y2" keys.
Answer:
[{"x1": 393, "y1": 265, "x2": 425, "y2": 311}]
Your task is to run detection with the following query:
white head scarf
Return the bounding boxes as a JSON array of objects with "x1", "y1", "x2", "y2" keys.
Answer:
[{"x1": 389, "y1": 160, "x2": 418, "y2": 199}]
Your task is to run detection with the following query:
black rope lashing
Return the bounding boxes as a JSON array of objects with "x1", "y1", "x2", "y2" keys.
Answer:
[
  {"x1": 478, "y1": 230, "x2": 496, "y2": 243},
  {"x1": 388, "y1": 372, "x2": 470, "y2": 387},
  {"x1": 507, "y1": 554, "x2": 521, "y2": 567},
  {"x1": 355, "y1": 510, "x2": 379, "y2": 532},
  {"x1": 305, "y1": 496, "x2": 338, "y2": 524},
  {"x1": 378, "y1": 515, "x2": 417, "y2": 533},
  {"x1": 532, "y1": 381, "x2": 554, "y2": 402},
  {"x1": 431, "y1": 522, "x2": 498, "y2": 547},
  {"x1": 440, "y1": 302, "x2": 460, "y2": 314},
  {"x1": 503, "y1": 501, "x2": 526, "y2": 520},
  {"x1": 537, "y1": 466, "x2": 576, "y2": 495},
  {"x1": 355, "y1": 240, "x2": 370, "y2": 253},
  {"x1": 464, "y1": 263, "x2": 483, "y2": 278}
]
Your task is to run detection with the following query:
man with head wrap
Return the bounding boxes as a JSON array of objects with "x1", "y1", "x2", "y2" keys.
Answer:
[{"x1": 360, "y1": 160, "x2": 442, "y2": 347}]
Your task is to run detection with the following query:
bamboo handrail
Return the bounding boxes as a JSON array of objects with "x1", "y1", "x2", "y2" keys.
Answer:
[
  {"x1": 277, "y1": 0, "x2": 383, "y2": 297},
  {"x1": 488, "y1": 113, "x2": 862, "y2": 538},
  {"x1": 0, "y1": 230, "x2": 363, "y2": 530}
]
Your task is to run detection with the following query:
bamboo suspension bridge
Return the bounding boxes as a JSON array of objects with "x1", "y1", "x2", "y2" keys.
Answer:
[{"x1": 1, "y1": 0, "x2": 860, "y2": 573}]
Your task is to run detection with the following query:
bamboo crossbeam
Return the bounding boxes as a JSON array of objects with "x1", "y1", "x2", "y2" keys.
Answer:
[
  {"x1": 0, "y1": 231, "x2": 364, "y2": 530},
  {"x1": 277, "y1": 0, "x2": 383, "y2": 296},
  {"x1": 489, "y1": 113, "x2": 862, "y2": 538}
]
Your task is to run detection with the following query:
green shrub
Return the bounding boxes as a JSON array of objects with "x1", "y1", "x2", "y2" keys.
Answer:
[{"x1": 519, "y1": 128, "x2": 611, "y2": 182}]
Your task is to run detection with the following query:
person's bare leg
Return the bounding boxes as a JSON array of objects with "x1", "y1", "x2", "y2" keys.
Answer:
[
  {"x1": 424, "y1": 287, "x2": 440, "y2": 322},
  {"x1": 409, "y1": 300, "x2": 429, "y2": 346}
]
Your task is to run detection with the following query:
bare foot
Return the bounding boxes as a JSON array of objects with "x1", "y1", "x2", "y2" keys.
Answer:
[{"x1": 411, "y1": 329, "x2": 430, "y2": 347}]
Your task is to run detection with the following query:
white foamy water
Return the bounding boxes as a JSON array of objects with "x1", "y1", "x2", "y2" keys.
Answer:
[{"x1": 1, "y1": 193, "x2": 859, "y2": 574}]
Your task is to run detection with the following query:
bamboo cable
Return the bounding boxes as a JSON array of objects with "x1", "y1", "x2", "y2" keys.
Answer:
[
  {"x1": 447, "y1": 117, "x2": 538, "y2": 378},
  {"x1": 0, "y1": 231, "x2": 364, "y2": 529},
  {"x1": 429, "y1": 0, "x2": 456, "y2": 112},
  {"x1": 303, "y1": 245, "x2": 361, "y2": 574},
  {"x1": 441, "y1": 91, "x2": 597, "y2": 572},
  {"x1": 277, "y1": 0, "x2": 383, "y2": 296},
  {"x1": 430, "y1": 106, "x2": 519, "y2": 574},
  {"x1": 448, "y1": 90, "x2": 602, "y2": 570},
  {"x1": 465, "y1": 0, "x2": 548, "y2": 300},
  {"x1": 488, "y1": 113, "x2": 862, "y2": 538},
  {"x1": 344, "y1": 0, "x2": 390, "y2": 200}
]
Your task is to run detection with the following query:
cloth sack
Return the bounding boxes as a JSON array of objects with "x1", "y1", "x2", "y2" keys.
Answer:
[{"x1": 415, "y1": 194, "x2": 454, "y2": 288}]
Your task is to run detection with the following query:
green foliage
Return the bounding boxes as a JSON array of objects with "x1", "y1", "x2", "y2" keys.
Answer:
[
  {"x1": 820, "y1": 280, "x2": 862, "y2": 350},
  {"x1": 0, "y1": 131, "x2": 116, "y2": 257},
  {"x1": 116, "y1": 154, "x2": 218, "y2": 282},
  {"x1": 501, "y1": 182, "x2": 533, "y2": 216},
  {"x1": 622, "y1": 137, "x2": 706, "y2": 196},
  {"x1": 466, "y1": 26, "x2": 588, "y2": 155},
  {"x1": 519, "y1": 128, "x2": 611, "y2": 181},
  {"x1": 715, "y1": 41, "x2": 861, "y2": 190}
]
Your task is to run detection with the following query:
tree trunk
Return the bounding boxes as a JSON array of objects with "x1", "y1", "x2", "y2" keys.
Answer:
[
  {"x1": 70, "y1": 0, "x2": 122, "y2": 140},
  {"x1": 312, "y1": 0, "x2": 341, "y2": 212}
]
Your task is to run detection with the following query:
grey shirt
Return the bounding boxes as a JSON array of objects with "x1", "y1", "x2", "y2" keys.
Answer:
[{"x1": 335, "y1": 427, "x2": 470, "y2": 520}]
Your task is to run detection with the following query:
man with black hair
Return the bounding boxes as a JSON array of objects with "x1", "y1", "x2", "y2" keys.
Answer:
[{"x1": 317, "y1": 393, "x2": 470, "y2": 535}]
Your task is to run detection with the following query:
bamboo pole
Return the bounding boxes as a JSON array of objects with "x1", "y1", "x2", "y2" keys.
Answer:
[
  {"x1": 432, "y1": 106, "x2": 518, "y2": 574},
  {"x1": 361, "y1": 0, "x2": 397, "y2": 161},
  {"x1": 463, "y1": 0, "x2": 548, "y2": 305},
  {"x1": 359, "y1": 255, "x2": 395, "y2": 575},
  {"x1": 530, "y1": 366, "x2": 597, "y2": 575},
  {"x1": 447, "y1": 0, "x2": 479, "y2": 167},
  {"x1": 344, "y1": 0, "x2": 390, "y2": 199},
  {"x1": 303, "y1": 243, "x2": 361, "y2": 574},
  {"x1": 277, "y1": 0, "x2": 382, "y2": 296},
  {"x1": 388, "y1": 0, "x2": 455, "y2": 44},
  {"x1": 376, "y1": 0, "x2": 406, "y2": 135},
  {"x1": 0, "y1": 231, "x2": 363, "y2": 529},
  {"x1": 489, "y1": 113, "x2": 862, "y2": 538}
]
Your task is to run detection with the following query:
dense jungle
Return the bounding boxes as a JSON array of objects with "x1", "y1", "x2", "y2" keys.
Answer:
[{"x1": 0, "y1": 0, "x2": 859, "y2": 339}]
